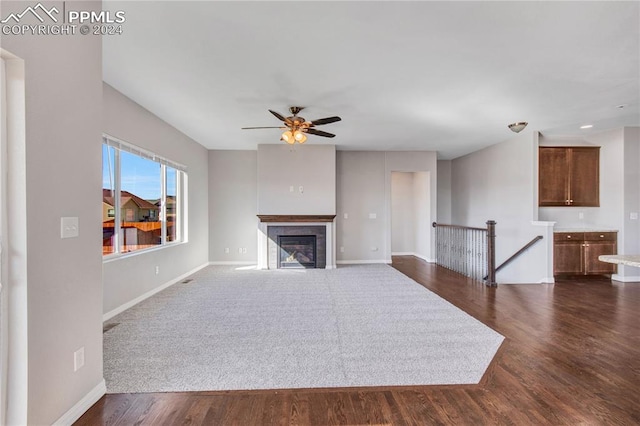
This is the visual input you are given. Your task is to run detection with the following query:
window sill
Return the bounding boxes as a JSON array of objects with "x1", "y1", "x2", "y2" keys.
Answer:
[{"x1": 103, "y1": 240, "x2": 187, "y2": 264}]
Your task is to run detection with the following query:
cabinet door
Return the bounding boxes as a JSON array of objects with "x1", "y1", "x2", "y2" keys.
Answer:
[
  {"x1": 554, "y1": 242, "x2": 583, "y2": 275},
  {"x1": 569, "y1": 147, "x2": 599, "y2": 207},
  {"x1": 584, "y1": 242, "x2": 617, "y2": 274},
  {"x1": 539, "y1": 147, "x2": 569, "y2": 206}
]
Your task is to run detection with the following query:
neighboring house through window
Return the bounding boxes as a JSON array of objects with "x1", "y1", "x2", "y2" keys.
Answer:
[{"x1": 102, "y1": 135, "x2": 187, "y2": 256}]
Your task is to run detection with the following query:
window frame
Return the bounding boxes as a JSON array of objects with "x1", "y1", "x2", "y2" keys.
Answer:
[{"x1": 102, "y1": 134, "x2": 187, "y2": 260}]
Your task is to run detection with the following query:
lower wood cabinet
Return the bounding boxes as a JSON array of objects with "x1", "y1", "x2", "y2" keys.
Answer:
[{"x1": 554, "y1": 231, "x2": 617, "y2": 276}]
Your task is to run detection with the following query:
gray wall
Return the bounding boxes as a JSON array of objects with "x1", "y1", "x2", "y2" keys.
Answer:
[
  {"x1": 622, "y1": 127, "x2": 640, "y2": 279},
  {"x1": 102, "y1": 84, "x2": 209, "y2": 314},
  {"x1": 336, "y1": 151, "x2": 437, "y2": 263},
  {"x1": 451, "y1": 132, "x2": 552, "y2": 283},
  {"x1": 257, "y1": 144, "x2": 336, "y2": 215},
  {"x1": 2, "y1": 4, "x2": 104, "y2": 423},
  {"x1": 538, "y1": 130, "x2": 625, "y2": 231},
  {"x1": 209, "y1": 150, "x2": 258, "y2": 263},
  {"x1": 437, "y1": 160, "x2": 452, "y2": 223},
  {"x1": 391, "y1": 172, "x2": 415, "y2": 253}
]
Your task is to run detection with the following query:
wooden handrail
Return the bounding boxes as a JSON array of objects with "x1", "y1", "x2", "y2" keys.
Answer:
[
  {"x1": 484, "y1": 235, "x2": 544, "y2": 280},
  {"x1": 432, "y1": 222, "x2": 486, "y2": 232}
]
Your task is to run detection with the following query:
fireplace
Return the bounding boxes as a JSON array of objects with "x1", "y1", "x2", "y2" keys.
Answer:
[
  {"x1": 257, "y1": 215, "x2": 336, "y2": 270},
  {"x1": 278, "y1": 235, "x2": 317, "y2": 269}
]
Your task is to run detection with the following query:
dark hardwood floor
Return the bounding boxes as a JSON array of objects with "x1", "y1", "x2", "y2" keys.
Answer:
[{"x1": 76, "y1": 257, "x2": 640, "y2": 425}]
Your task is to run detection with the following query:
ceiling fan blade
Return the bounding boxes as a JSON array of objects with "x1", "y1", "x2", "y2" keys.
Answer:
[
  {"x1": 310, "y1": 116, "x2": 342, "y2": 126},
  {"x1": 241, "y1": 126, "x2": 284, "y2": 129},
  {"x1": 306, "y1": 128, "x2": 336, "y2": 138},
  {"x1": 268, "y1": 109, "x2": 293, "y2": 125}
]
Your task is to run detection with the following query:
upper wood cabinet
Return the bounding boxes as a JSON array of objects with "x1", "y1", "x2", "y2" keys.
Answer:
[{"x1": 539, "y1": 146, "x2": 599, "y2": 207}]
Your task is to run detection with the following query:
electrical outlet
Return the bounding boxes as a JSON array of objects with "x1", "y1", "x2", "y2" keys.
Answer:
[
  {"x1": 631, "y1": 212, "x2": 639, "y2": 220},
  {"x1": 340, "y1": 246, "x2": 344, "y2": 253},
  {"x1": 369, "y1": 213, "x2": 377, "y2": 219},
  {"x1": 371, "y1": 246, "x2": 378, "y2": 251},
  {"x1": 155, "y1": 266, "x2": 159, "y2": 275},
  {"x1": 242, "y1": 247, "x2": 247, "y2": 254},
  {"x1": 238, "y1": 248, "x2": 243, "y2": 254},
  {"x1": 299, "y1": 186, "x2": 304, "y2": 193},
  {"x1": 289, "y1": 186, "x2": 294, "y2": 192},
  {"x1": 224, "y1": 248, "x2": 230, "y2": 254},
  {"x1": 578, "y1": 212, "x2": 584, "y2": 220},
  {"x1": 343, "y1": 213, "x2": 348, "y2": 219},
  {"x1": 74, "y1": 347, "x2": 85, "y2": 372}
]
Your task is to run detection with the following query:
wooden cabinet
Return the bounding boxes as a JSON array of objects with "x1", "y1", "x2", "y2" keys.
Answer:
[
  {"x1": 554, "y1": 231, "x2": 617, "y2": 276},
  {"x1": 539, "y1": 147, "x2": 599, "y2": 207}
]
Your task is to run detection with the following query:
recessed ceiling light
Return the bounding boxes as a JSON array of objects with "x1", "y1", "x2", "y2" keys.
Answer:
[{"x1": 580, "y1": 125, "x2": 593, "y2": 129}]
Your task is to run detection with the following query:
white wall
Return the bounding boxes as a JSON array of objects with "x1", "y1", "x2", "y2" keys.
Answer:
[
  {"x1": 451, "y1": 132, "x2": 552, "y2": 283},
  {"x1": 1, "y1": 4, "x2": 104, "y2": 423},
  {"x1": 257, "y1": 144, "x2": 336, "y2": 215},
  {"x1": 102, "y1": 84, "x2": 209, "y2": 315},
  {"x1": 209, "y1": 150, "x2": 258, "y2": 263}
]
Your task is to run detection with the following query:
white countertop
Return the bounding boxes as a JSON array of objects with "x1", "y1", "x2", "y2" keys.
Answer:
[
  {"x1": 555, "y1": 228, "x2": 618, "y2": 233},
  {"x1": 598, "y1": 255, "x2": 640, "y2": 268}
]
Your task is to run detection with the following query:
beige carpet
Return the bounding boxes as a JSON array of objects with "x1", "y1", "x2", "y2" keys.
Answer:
[{"x1": 104, "y1": 264, "x2": 504, "y2": 393}]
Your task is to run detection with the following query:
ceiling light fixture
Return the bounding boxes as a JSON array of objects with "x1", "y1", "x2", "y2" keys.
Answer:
[
  {"x1": 281, "y1": 130, "x2": 295, "y2": 144},
  {"x1": 508, "y1": 122, "x2": 528, "y2": 133},
  {"x1": 580, "y1": 124, "x2": 593, "y2": 129}
]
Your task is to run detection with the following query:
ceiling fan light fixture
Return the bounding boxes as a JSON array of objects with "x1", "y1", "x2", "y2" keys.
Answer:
[
  {"x1": 282, "y1": 130, "x2": 295, "y2": 144},
  {"x1": 508, "y1": 122, "x2": 528, "y2": 133},
  {"x1": 294, "y1": 130, "x2": 307, "y2": 143}
]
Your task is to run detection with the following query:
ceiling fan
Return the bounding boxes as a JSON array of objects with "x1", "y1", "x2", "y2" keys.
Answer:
[{"x1": 242, "y1": 106, "x2": 341, "y2": 144}]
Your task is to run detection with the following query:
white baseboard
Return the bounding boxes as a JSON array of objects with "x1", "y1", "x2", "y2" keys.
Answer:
[
  {"x1": 612, "y1": 274, "x2": 640, "y2": 283},
  {"x1": 103, "y1": 262, "x2": 210, "y2": 322},
  {"x1": 390, "y1": 252, "x2": 435, "y2": 263},
  {"x1": 209, "y1": 261, "x2": 257, "y2": 266},
  {"x1": 537, "y1": 277, "x2": 555, "y2": 284},
  {"x1": 53, "y1": 379, "x2": 106, "y2": 426},
  {"x1": 337, "y1": 260, "x2": 388, "y2": 265}
]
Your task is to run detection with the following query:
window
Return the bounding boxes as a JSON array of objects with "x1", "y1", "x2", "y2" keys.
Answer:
[{"x1": 102, "y1": 135, "x2": 187, "y2": 256}]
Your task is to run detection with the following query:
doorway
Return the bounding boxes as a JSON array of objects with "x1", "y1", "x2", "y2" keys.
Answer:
[{"x1": 390, "y1": 172, "x2": 430, "y2": 261}]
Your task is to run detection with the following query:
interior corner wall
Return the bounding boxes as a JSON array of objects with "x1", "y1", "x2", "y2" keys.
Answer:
[
  {"x1": 391, "y1": 172, "x2": 415, "y2": 254},
  {"x1": 209, "y1": 150, "x2": 258, "y2": 263},
  {"x1": 336, "y1": 151, "x2": 437, "y2": 264},
  {"x1": 413, "y1": 171, "x2": 431, "y2": 261},
  {"x1": 622, "y1": 127, "x2": 640, "y2": 279},
  {"x1": 451, "y1": 132, "x2": 548, "y2": 283},
  {"x1": 102, "y1": 83, "x2": 209, "y2": 314},
  {"x1": 437, "y1": 160, "x2": 452, "y2": 224},
  {"x1": 336, "y1": 151, "x2": 386, "y2": 262},
  {"x1": 1, "y1": 3, "x2": 104, "y2": 423}
]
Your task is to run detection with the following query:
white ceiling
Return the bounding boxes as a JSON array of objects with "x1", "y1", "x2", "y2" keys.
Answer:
[{"x1": 103, "y1": 1, "x2": 639, "y2": 159}]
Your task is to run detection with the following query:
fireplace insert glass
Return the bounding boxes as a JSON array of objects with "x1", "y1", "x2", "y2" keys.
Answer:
[{"x1": 278, "y1": 235, "x2": 317, "y2": 268}]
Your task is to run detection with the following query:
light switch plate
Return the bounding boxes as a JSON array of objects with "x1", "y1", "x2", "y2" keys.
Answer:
[
  {"x1": 631, "y1": 212, "x2": 639, "y2": 220},
  {"x1": 369, "y1": 213, "x2": 377, "y2": 219},
  {"x1": 61, "y1": 217, "x2": 79, "y2": 238}
]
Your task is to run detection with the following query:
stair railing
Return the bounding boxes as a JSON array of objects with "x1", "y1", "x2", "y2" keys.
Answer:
[{"x1": 432, "y1": 220, "x2": 497, "y2": 286}]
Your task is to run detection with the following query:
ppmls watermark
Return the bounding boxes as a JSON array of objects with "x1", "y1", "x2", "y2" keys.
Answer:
[{"x1": 1, "y1": 2, "x2": 125, "y2": 36}]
